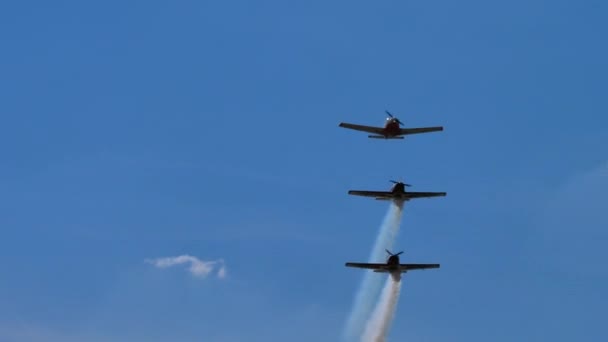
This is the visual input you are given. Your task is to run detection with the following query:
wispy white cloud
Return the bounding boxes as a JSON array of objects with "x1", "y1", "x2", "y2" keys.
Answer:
[
  {"x1": 217, "y1": 264, "x2": 227, "y2": 279},
  {"x1": 145, "y1": 255, "x2": 226, "y2": 279}
]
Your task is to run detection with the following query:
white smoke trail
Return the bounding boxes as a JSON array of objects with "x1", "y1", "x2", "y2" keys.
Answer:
[
  {"x1": 362, "y1": 277, "x2": 402, "y2": 342},
  {"x1": 343, "y1": 201, "x2": 404, "y2": 341}
]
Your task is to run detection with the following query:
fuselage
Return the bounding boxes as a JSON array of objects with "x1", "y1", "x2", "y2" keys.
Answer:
[
  {"x1": 390, "y1": 183, "x2": 406, "y2": 194},
  {"x1": 386, "y1": 255, "x2": 402, "y2": 281},
  {"x1": 386, "y1": 254, "x2": 399, "y2": 266},
  {"x1": 383, "y1": 118, "x2": 401, "y2": 137},
  {"x1": 372, "y1": 183, "x2": 410, "y2": 202},
  {"x1": 389, "y1": 183, "x2": 410, "y2": 201}
]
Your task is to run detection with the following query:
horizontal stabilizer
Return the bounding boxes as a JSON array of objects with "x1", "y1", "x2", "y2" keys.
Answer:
[{"x1": 368, "y1": 135, "x2": 404, "y2": 139}]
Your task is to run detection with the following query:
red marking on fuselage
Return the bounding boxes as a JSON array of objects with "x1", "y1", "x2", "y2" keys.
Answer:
[{"x1": 383, "y1": 119, "x2": 401, "y2": 136}]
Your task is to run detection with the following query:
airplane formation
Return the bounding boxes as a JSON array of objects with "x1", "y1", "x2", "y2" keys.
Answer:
[{"x1": 340, "y1": 110, "x2": 444, "y2": 281}]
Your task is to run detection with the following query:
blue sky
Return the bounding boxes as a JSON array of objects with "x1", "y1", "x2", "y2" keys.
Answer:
[{"x1": 0, "y1": 0, "x2": 606, "y2": 341}]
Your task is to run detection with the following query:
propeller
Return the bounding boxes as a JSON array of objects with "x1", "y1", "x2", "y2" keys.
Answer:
[
  {"x1": 389, "y1": 180, "x2": 412, "y2": 187},
  {"x1": 385, "y1": 110, "x2": 404, "y2": 126},
  {"x1": 385, "y1": 249, "x2": 404, "y2": 257}
]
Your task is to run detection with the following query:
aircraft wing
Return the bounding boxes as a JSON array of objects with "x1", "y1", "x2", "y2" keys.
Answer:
[
  {"x1": 399, "y1": 126, "x2": 443, "y2": 135},
  {"x1": 348, "y1": 190, "x2": 394, "y2": 199},
  {"x1": 339, "y1": 123, "x2": 384, "y2": 135},
  {"x1": 404, "y1": 191, "x2": 446, "y2": 199},
  {"x1": 399, "y1": 264, "x2": 440, "y2": 271},
  {"x1": 345, "y1": 262, "x2": 390, "y2": 270}
]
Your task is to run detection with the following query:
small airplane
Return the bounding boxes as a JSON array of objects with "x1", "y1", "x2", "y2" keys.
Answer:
[
  {"x1": 348, "y1": 180, "x2": 446, "y2": 201},
  {"x1": 338, "y1": 110, "x2": 443, "y2": 139},
  {"x1": 345, "y1": 249, "x2": 440, "y2": 282}
]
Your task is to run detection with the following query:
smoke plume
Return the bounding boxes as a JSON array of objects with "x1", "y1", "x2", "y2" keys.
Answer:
[
  {"x1": 362, "y1": 277, "x2": 402, "y2": 342},
  {"x1": 343, "y1": 201, "x2": 404, "y2": 341}
]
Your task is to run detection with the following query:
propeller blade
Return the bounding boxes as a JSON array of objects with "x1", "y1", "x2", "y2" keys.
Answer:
[
  {"x1": 390, "y1": 180, "x2": 412, "y2": 187},
  {"x1": 395, "y1": 251, "x2": 404, "y2": 256},
  {"x1": 386, "y1": 110, "x2": 404, "y2": 125},
  {"x1": 385, "y1": 249, "x2": 393, "y2": 256}
]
